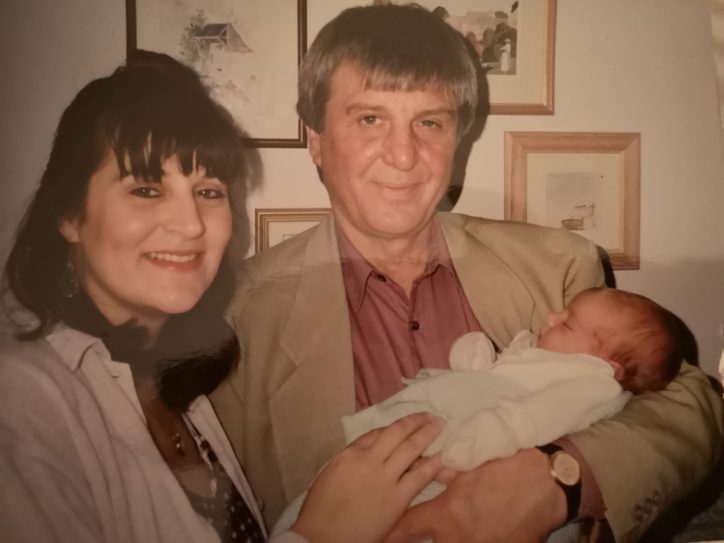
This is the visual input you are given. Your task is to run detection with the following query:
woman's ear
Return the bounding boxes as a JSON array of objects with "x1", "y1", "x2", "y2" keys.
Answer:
[{"x1": 59, "y1": 218, "x2": 80, "y2": 243}]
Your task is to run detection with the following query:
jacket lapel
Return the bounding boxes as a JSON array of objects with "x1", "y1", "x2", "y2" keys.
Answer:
[
  {"x1": 439, "y1": 213, "x2": 535, "y2": 350},
  {"x1": 272, "y1": 217, "x2": 355, "y2": 497}
]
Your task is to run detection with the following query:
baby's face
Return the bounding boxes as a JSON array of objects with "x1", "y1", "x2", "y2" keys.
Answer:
[{"x1": 537, "y1": 291, "x2": 615, "y2": 358}]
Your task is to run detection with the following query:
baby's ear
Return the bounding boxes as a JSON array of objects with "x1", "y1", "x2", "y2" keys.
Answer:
[{"x1": 606, "y1": 359, "x2": 625, "y2": 382}]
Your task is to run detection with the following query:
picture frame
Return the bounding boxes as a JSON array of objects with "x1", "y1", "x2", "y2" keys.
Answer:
[
  {"x1": 255, "y1": 208, "x2": 331, "y2": 253},
  {"x1": 504, "y1": 132, "x2": 641, "y2": 270},
  {"x1": 126, "y1": 0, "x2": 307, "y2": 148},
  {"x1": 307, "y1": 0, "x2": 556, "y2": 114}
]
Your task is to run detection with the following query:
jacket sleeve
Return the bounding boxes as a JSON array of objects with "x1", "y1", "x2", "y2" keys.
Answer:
[
  {"x1": 555, "y1": 238, "x2": 722, "y2": 540},
  {"x1": 0, "y1": 362, "x2": 106, "y2": 543},
  {"x1": 568, "y1": 362, "x2": 723, "y2": 541},
  {"x1": 562, "y1": 243, "x2": 606, "y2": 305}
]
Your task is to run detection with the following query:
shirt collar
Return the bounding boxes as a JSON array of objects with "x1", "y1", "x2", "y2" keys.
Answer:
[
  {"x1": 336, "y1": 217, "x2": 456, "y2": 312},
  {"x1": 45, "y1": 323, "x2": 121, "y2": 375},
  {"x1": 337, "y1": 228, "x2": 376, "y2": 312}
]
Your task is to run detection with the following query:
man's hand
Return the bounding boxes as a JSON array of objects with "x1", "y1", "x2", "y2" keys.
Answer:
[
  {"x1": 386, "y1": 448, "x2": 568, "y2": 543},
  {"x1": 293, "y1": 413, "x2": 445, "y2": 543}
]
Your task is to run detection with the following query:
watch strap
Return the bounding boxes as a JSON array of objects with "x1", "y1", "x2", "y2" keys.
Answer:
[{"x1": 537, "y1": 444, "x2": 581, "y2": 523}]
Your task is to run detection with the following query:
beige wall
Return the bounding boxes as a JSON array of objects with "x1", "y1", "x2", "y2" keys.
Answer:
[{"x1": 2, "y1": 0, "x2": 722, "y2": 376}]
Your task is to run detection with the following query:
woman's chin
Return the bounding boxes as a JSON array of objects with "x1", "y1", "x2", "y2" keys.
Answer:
[
  {"x1": 145, "y1": 292, "x2": 205, "y2": 319},
  {"x1": 159, "y1": 298, "x2": 203, "y2": 316}
]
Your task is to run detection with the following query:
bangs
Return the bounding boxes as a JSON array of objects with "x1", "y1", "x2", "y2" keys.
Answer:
[
  {"x1": 108, "y1": 88, "x2": 245, "y2": 185},
  {"x1": 350, "y1": 41, "x2": 470, "y2": 97},
  {"x1": 360, "y1": 66, "x2": 451, "y2": 97}
]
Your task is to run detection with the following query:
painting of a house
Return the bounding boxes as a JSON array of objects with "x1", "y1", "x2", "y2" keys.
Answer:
[
  {"x1": 192, "y1": 23, "x2": 251, "y2": 74},
  {"x1": 134, "y1": 0, "x2": 301, "y2": 143}
]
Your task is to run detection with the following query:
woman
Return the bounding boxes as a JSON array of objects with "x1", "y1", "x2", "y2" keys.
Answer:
[{"x1": 0, "y1": 51, "x2": 443, "y2": 543}]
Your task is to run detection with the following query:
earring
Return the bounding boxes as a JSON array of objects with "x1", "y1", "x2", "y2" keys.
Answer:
[{"x1": 59, "y1": 257, "x2": 79, "y2": 299}]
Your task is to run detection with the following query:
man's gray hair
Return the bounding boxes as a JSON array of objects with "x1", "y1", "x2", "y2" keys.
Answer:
[{"x1": 297, "y1": 3, "x2": 481, "y2": 140}]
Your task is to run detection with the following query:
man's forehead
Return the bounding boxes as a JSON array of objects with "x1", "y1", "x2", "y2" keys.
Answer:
[{"x1": 333, "y1": 61, "x2": 453, "y2": 97}]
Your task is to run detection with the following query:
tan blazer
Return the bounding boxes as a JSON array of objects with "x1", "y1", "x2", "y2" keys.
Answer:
[{"x1": 211, "y1": 213, "x2": 723, "y2": 541}]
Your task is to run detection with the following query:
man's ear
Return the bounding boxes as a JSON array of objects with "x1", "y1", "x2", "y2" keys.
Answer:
[
  {"x1": 307, "y1": 126, "x2": 323, "y2": 168},
  {"x1": 59, "y1": 218, "x2": 80, "y2": 243}
]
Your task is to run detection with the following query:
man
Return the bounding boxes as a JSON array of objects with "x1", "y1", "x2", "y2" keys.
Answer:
[{"x1": 212, "y1": 4, "x2": 723, "y2": 541}]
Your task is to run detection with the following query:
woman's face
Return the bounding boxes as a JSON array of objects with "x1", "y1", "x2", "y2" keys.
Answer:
[{"x1": 60, "y1": 153, "x2": 232, "y2": 334}]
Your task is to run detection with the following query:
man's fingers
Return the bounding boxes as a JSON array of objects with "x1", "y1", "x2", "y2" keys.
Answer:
[
  {"x1": 385, "y1": 499, "x2": 439, "y2": 542},
  {"x1": 435, "y1": 466, "x2": 458, "y2": 485}
]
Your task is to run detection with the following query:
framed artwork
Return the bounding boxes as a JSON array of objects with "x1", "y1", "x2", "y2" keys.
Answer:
[
  {"x1": 307, "y1": 0, "x2": 556, "y2": 114},
  {"x1": 126, "y1": 0, "x2": 307, "y2": 148},
  {"x1": 255, "y1": 208, "x2": 330, "y2": 253},
  {"x1": 505, "y1": 132, "x2": 641, "y2": 270}
]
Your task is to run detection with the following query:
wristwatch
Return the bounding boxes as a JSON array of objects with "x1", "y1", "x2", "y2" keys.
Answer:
[{"x1": 537, "y1": 443, "x2": 581, "y2": 522}]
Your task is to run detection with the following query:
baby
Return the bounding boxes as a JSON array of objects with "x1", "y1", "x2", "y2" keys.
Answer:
[
  {"x1": 273, "y1": 287, "x2": 682, "y2": 533},
  {"x1": 343, "y1": 287, "x2": 681, "y2": 469}
]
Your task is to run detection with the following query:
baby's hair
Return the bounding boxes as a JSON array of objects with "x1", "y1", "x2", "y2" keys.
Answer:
[{"x1": 588, "y1": 288, "x2": 682, "y2": 393}]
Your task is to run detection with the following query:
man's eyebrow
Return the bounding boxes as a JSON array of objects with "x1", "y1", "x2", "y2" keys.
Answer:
[
  {"x1": 344, "y1": 104, "x2": 456, "y2": 117},
  {"x1": 345, "y1": 103, "x2": 386, "y2": 115},
  {"x1": 416, "y1": 107, "x2": 456, "y2": 117}
]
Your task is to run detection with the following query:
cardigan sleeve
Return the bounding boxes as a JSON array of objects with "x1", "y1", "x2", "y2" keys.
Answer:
[{"x1": 0, "y1": 358, "x2": 107, "y2": 543}]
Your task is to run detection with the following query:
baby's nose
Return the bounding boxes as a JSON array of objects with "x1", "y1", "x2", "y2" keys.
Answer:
[{"x1": 547, "y1": 310, "x2": 566, "y2": 326}]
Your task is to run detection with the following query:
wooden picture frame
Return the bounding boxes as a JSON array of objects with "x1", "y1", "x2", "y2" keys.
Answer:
[
  {"x1": 126, "y1": 0, "x2": 307, "y2": 148},
  {"x1": 505, "y1": 132, "x2": 641, "y2": 270},
  {"x1": 255, "y1": 208, "x2": 330, "y2": 253},
  {"x1": 307, "y1": 0, "x2": 556, "y2": 114}
]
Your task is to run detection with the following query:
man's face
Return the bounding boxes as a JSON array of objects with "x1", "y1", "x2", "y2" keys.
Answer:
[{"x1": 308, "y1": 63, "x2": 458, "y2": 245}]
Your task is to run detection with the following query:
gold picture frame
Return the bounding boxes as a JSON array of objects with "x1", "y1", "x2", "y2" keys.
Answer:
[
  {"x1": 505, "y1": 131, "x2": 641, "y2": 269},
  {"x1": 255, "y1": 208, "x2": 331, "y2": 253}
]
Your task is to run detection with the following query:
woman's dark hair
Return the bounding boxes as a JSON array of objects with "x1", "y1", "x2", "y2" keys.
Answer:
[
  {"x1": 3, "y1": 50, "x2": 247, "y2": 340},
  {"x1": 3, "y1": 51, "x2": 249, "y2": 411}
]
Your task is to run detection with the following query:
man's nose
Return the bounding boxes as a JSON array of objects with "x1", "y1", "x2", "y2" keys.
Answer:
[{"x1": 382, "y1": 124, "x2": 418, "y2": 171}]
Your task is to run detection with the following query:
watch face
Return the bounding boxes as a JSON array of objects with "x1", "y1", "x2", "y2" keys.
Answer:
[{"x1": 551, "y1": 452, "x2": 581, "y2": 486}]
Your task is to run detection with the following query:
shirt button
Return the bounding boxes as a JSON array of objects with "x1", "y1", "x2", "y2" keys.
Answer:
[{"x1": 410, "y1": 320, "x2": 420, "y2": 331}]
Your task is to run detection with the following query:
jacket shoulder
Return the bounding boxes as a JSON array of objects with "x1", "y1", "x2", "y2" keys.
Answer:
[
  {"x1": 0, "y1": 326, "x2": 55, "y2": 367},
  {"x1": 225, "y1": 221, "x2": 330, "y2": 325},
  {"x1": 244, "y1": 226, "x2": 313, "y2": 281},
  {"x1": 442, "y1": 213, "x2": 600, "y2": 259},
  {"x1": 0, "y1": 330, "x2": 77, "y2": 416}
]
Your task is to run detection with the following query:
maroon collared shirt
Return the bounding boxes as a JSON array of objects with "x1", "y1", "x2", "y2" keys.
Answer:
[{"x1": 337, "y1": 222, "x2": 482, "y2": 410}]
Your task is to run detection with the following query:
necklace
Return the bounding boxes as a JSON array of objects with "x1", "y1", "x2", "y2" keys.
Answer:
[
  {"x1": 140, "y1": 394, "x2": 191, "y2": 459},
  {"x1": 170, "y1": 432, "x2": 186, "y2": 456},
  {"x1": 134, "y1": 377, "x2": 192, "y2": 459},
  {"x1": 150, "y1": 412, "x2": 190, "y2": 458}
]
